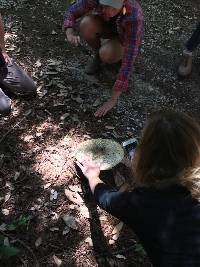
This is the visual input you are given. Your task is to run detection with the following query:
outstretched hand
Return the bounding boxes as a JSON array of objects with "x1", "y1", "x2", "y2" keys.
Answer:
[
  {"x1": 94, "y1": 97, "x2": 117, "y2": 117},
  {"x1": 65, "y1": 28, "x2": 80, "y2": 46},
  {"x1": 76, "y1": 156, "x2": 101, "y2": 181}
]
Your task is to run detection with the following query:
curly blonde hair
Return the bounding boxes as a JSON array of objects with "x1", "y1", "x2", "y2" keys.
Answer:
[{"x1": 133, "y1": 110, "x2": 200, "y2": 201}]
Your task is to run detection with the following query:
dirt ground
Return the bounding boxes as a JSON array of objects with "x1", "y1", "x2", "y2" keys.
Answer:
[{"x1": 0, "y1": 0, "x2": 200, "y2": 266}]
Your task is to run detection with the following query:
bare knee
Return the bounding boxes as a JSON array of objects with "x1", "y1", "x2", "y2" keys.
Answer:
[
  {"x1": 80, "y1": 15, "x2": 103, "y2": 41},
  {"x1": 99, "y1": 41, "x2": 123, "y2": 64},
  {"x1": 99, "y1": 45, "x2": 116, "y2": 64}
]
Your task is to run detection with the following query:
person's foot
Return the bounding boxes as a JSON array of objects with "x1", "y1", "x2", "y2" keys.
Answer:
[
  {"x1": 84, "y1": 54, "x2": 101, "y2": 75},
  {"x1": 0, "y1": 88, "x2": 11, "y2": 116},
  {"x1": 178, "y1": 50, "x2": 193, "y2": 77}
]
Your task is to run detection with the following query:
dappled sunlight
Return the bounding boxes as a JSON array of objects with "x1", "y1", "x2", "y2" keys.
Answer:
[
  {"x1": 1, "y1": 0, "x2": 200, "y2": 265},
  {"x1": 31, "y1": 130, "x2": 91, "y2": 185}
]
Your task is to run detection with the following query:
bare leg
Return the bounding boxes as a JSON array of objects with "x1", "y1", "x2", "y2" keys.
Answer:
[
  {"x1": 80, "y1": 15, "x2": 111, "y2": 74},
  {"x1": 99, "y1": 39, "x2": 124, "y2": 64},
  {"x1": 79, "y1": 15, "x2": 103, "y2": 52}
]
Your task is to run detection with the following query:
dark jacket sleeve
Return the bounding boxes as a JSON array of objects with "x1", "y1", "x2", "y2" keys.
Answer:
[{"x1": 94, "y1": 183, "x2": 133, "y2": 222}]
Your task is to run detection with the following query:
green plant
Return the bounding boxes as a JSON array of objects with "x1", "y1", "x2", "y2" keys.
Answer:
[
  {"x1": 6, "y1": 215, "x2": 32, "y2": 231},
  {"x1": 0, "y1": 235, "x2": 19, "y2": 258},
  {"x1": 0, "y1": 215, "x2": 32, "y2": 258}
]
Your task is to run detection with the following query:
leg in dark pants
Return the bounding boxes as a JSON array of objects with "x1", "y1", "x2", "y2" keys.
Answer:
[
  {"x1": 178, "y1": 22, "x2": 200, "y2": 77},
  {"x1": 0, "y1": 65, "x2": 11, "y2": 116},
  {"x1": 186, "y1": 22, "x2": 200, "y2": 52},
  {"x1": 0, "y1": 60, "x2": 36, "y2": 97},
  {"x1": 0, "y1": 88, "x2": 11, "y2": 116},
  {"x1": 0, "y1": 60, "x2": 36, "y2": 116}
]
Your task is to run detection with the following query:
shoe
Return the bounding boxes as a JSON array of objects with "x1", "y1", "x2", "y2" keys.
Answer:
[
  {"x1": 178, "y1": 50, "x2": 193, "y2": 77},
  {"x1": 0, "y1": 88, "x2": 11, "y2": 116},
  {"x1": 84, "y1": 54, "x2": 101, "y2": 75}
]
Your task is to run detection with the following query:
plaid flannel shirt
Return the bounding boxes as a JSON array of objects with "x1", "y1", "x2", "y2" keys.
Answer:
[{"x1": 63, "y1": 0, "x2": 144, "y2": 92}]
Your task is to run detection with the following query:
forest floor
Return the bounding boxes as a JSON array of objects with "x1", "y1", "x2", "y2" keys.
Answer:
[{"x1": 0, "y1": 0, "x2": 200, "y2": 266}]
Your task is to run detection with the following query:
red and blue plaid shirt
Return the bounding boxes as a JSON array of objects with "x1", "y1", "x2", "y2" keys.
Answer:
[{"x1": 63, "y1": 0, "x2": 144, "y2": 92}]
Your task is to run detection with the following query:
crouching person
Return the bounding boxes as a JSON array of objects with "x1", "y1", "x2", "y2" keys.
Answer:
[
  {"x1": 77, "y1": 110, "x2": 200, "y2": 266},
  {"x1": 0, "y1": 14, "x2": 36, "y2": 117},
  {"x1": 63, "y1": 0, "x2": 144, "y2": 117}
]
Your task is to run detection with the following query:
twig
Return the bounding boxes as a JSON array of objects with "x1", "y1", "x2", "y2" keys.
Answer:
[
  {"x1": 0, "y1": 109, "x2": 32, "y2": 143},
  {"x1": 0, "y1": 229, "x2": 39, "y2": 267}
]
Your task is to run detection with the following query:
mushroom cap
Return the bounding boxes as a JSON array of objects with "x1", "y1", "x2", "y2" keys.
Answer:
[{"x1": 75, "y1": 138, "x2": 124, "y2": 170}]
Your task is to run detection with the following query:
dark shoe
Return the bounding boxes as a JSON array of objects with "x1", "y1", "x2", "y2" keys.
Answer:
[
  {"x1": 84, "y1": 55, "x2": 101, "y2": 75},
  {"x1": 178, "y1": 51, "x2": 193, "y2": 77},
  {"x1": 0, "y1": 88, "x2": 11, "y2": 116}
]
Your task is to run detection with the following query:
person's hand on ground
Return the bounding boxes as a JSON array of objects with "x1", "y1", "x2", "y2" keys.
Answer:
[
  {"x1": 2, "y1": 50, "x2": 11, "y2": 64},
  {"x1": 76, "y1": 156, "x2": 101, "y2": 181},
  {"x1": 65, "y1": 28, "x2": 80, "y2": 46},
  {"x1": 94, "y1": 97, "x2": 117, "y2": 117}
]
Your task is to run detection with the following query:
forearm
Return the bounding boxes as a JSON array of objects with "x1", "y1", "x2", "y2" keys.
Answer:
[
  {"x1": 111, "y1": 90, "x2": 122, "y2": 100},
  {"x1": 0, "y1": 15, "x2": 5, "y2": 51}
]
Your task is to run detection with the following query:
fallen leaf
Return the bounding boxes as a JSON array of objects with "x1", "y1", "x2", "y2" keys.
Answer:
[
  {"x1": 93, "y1": 98, "x2": 101, "y2": 107},
  {"x1": 57, "y1": 89, "x2": 68, "y2": 97},
  {"x1": 44, "y1": 183, "x2": 51, "y2": 189},
  {"x1": 0, "y1": 223, "x2": 7, "y2": 231},
  {"x1": 51, "y1": 212, "x2": 59, "y2": 220},
  {"x1": 115, "y1": 254, "x2": 126, "y2": 260},
  {"x1": 62, "y1": 215, "x2": 78, "y2": 230},
  {"x1": 112, "y1": 222, "x2": 124, "y2": 241},
  {"x1": 60, "y1": 113, "x2": 70, "y2": 120},
  {"x1": 50, "y1": 227, "x2": 59, "y2": 232},
  {"x1": 69, "y1": 204, "x2": 77, "y2": 210},
  {"x1": 72, "y1": 96, "x2": 83, "y2": 104},
  {"x1": 50, "y1": 189, "x2": 58, "y2": 201},
  {"x1": 79, "y1": 205, "x2": 90, "y2": 219},
  {"x1": 85, "y1": 237, "x2": 93, "y2": 246},
  {"x1": 35, "y1": 60, "x2": 42, "y2": 68},
  {"x1": 35, "y1": 237, "x2": 42, "y2": 247},
  {"x1": 14, "y1": 171, "x2": 20, "y2": 181},
  {"x1": 2, "y1": 209, "x2": 9, "y2": 216},
  {"x1": 68, "y1": 185, "x2": 82, "y2": 193},
  {"x1": 64, "y1": 189, "x2": 83, "y2": 205},
  {"x1": 109, "y1": 239, "x2": 115, "y2": 245},
  {"x1": 47, "y1": 59, "x2": 62, "y2": 66},
  {"x1": 4, "y1": 193, "x2": 11, "y2": 202},
  {"x1": 62, "y1": 226, "x2": 70, "y2": 235},
  {"x1": 99, "y1": 215, "x2": 107, "y2": 221},
  {"x1": 105, "y1": 126, "x2": 115, "y2": 130},
  {"x1": 5, "y1": 182, "x2": 14, "y2": 190},
  {"x1": 53, "y1": 255, "x2": 62, "y2": 266},
  {"x1": 57, "y1": 83, "x2": 66, "y2": 89},
  {"x1": 72, "y1": 114, "x2": 79, "y2": 122},
  {"x1": 24, "y1": 109, "x2": 32, "y2": 116},
  {"x1": 4, "y1": 237, "x2": 10, "y2": 247},
  {"x1": 45, "y1": 71, "x2": 58, "y2": 75},
  {"x1": 51, "y1": 30, "x2": 57, "y2": 35}
]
